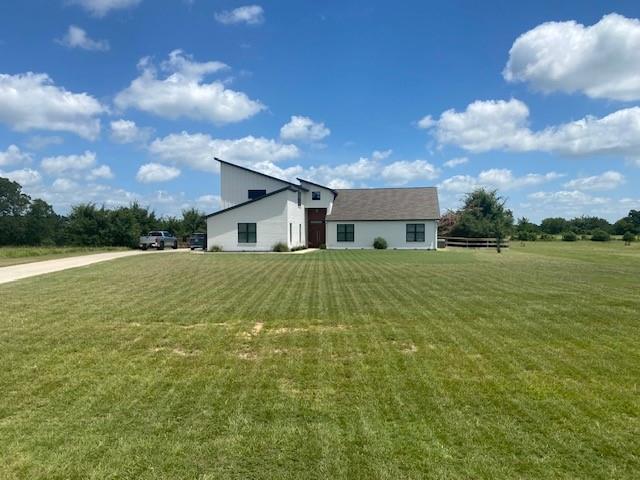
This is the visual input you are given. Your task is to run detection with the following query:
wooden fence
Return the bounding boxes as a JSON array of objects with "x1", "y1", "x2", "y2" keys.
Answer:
[{"x1": 440, "y1": 237, "x2": 510, "y2": 249}]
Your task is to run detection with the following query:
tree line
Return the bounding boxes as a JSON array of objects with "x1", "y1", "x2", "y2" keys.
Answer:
[
  {"x1": 438, "y1": 189, "x2": 639, "y2": 242},
  {"x1": 0, "y1": 177, "x2": 206, "y2": 248}
]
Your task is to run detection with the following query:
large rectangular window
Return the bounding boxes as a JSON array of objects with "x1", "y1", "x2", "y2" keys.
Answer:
[
  {"x1": 238, "y1": 223, "x2": 257, "y2": 243},
  {"x1": 406, "y1": 223, "x2": 425, "y2": 242},
  {"x1": 337, "y1": 224, "x2": 354, "y2": 242},
  {"x1": 248, "y1": 189, "x2": 266, "y2": 200}
]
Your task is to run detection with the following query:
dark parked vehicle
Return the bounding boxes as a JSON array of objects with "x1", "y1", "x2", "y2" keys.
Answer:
[{"x1": 189, "y1": 232, "x2": 207, "y2": 250}]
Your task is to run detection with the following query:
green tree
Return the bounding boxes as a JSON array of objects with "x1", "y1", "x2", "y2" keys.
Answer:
[
  {"x1": 623, "y1": 231, "x2": 636, "y2": 245},
  {"x1": 0, "y1": 177, "x2": 32, "y2": 245},
  {"x1": 540, "y1": 217, "x2": 568, "y2": 235},
  {"x1": 568, "y1": 216, "x2": 612, "y2": 235},
  {"x1": 65, "y1": 204, "x2": 109, "y2": 246},
  {"x1": 450, "y1": 189, "x2": 514, "y2": 252},
  {"x1": 613, "y1": 210, "x2": 640, "y2": 235},
  {"x1": 24, "y1": 198, "x2": 60, "y2": 245},
  {"x1": 181, "y1": 208, "x2": 206, "y2": 236},
  {"x1": 515, "y1": 217, "x2": 538, "y2": 241}
]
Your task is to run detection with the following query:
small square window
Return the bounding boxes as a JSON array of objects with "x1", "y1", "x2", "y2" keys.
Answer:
[
  {"x1": 406, "y1": 223, "x2": 425, "y2": 242},
  {"x1": 238, "y1": 223, "x2": 257, "y2": 243},
  {"x1": 337, "y1": 224, "x2": 354, "y2": 242},
  {"x1": 312, "y1": 191, "x2": 321, "y2": 200}
]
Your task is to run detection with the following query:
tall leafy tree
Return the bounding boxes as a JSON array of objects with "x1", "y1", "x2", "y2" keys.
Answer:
[
  {"x1": 540, "y1": 217, "x2": 568, "y2": 234},
  {"x1": 450, "y1": 189, "x2": 514, "y2": 252},
  {"x1": 181, "y1": 208, "x2": 206, "y2": 235},
  {"x1": 24, "y1": 198, "x2": 60, "y2": 245},
  {"x1": 0, "y1": 177, "x2": 31, "y2": 245}
]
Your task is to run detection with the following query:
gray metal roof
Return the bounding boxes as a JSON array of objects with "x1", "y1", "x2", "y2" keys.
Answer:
[{"x1": 326, "y1": 187, "x2": 440, "y2": 221}]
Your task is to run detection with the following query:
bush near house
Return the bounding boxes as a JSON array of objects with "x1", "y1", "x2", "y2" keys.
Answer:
[
  {"x1": 373, "y1": 237, "x2": 388, "y2": 249},
  {"x1": 272, "y1": 242, "x2": 289, "y2": 252},
  {"x1": 209, "y1": 245, "x2": 223, "y2": 252},
  {"x1": 590, "y1": 229, "x2": 611, "y2": 242},
  {"x1": 561, "y1": 231, "x2": 578, "y2": 242}
]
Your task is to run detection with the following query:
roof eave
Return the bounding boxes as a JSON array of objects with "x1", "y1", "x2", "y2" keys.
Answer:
[
  {"x1": 205, "y1": 186, "x2": 296, "y2": 219},
  {"x1": 296, "y1": 178, "x2": 338, "y2": 197}
]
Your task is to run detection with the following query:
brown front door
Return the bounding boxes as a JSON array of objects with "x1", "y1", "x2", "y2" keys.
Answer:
[{"x1": 307, "y1": 208, "x2": 326, "y2": 248}]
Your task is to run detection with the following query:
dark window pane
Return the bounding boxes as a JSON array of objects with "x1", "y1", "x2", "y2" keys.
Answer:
[
  {"x1": 248, "y1": 189, "x2": 266, "y2": 200},
  {"x1": 406, "y1": 223, "x2": 425, "y2": 242},
  {"x1": 312, "y1": 191, "x2": 321, "y2": 200},
  {"x1": 238, "y1": 223, "x2": 257, "y2": 243},
  {"x1": 337, "y1": 224, "x2": 354, "y2": 242}
]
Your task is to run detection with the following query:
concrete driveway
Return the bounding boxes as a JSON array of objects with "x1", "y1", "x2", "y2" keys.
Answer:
[{"x1": 0, "y1": 249, "x2": 186, "y2": 285}]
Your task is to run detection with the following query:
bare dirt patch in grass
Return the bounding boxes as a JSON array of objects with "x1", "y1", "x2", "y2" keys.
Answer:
[
  {"x1": 151, "y1": 347, "x2": 201, "y2": 357},
  {"x1": 269, "y1": 324, "x2": 348, "y2": 335}
]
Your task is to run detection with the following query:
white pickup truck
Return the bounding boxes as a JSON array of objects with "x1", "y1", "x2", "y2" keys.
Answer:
[{"x1": 139, "y1": 231, "x2": 178, "y2": 250}]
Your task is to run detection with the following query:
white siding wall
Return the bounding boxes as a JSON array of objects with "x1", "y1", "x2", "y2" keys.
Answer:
[
  {"x1": 220, "y1": 162, "x2": 291, "y2": 209},
  {"x1": 326, "y1": 220, "x2": 438, "y2": 250},
  {"x1": 285, "y1": 193, "x2": 306, "y2": 248},
  {"x1": 299, "y1": 181, "x2": 334, "y2": 214},
  {"x1": 207, "y1": 190, "x2": 289, "y2": 251}
]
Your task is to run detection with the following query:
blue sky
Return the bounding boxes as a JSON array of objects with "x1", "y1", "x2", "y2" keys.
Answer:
[{"x1": 0, "y1": 0, "x2": 639, "y2": 221}]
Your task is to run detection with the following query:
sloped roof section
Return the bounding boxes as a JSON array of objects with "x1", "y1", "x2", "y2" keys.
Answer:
[
  {"x1": 205, "y1": 186, "x2": 296, "y2": 218},
  {"x1": 327, "y1": 187, "x2": 440, "y2": 221}
]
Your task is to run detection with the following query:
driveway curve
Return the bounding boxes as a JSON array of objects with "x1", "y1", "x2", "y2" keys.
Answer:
[{"x1": 0, "y1": 249, "x2": 186, "y2": 285}]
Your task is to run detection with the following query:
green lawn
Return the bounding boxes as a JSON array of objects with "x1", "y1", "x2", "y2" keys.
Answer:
[
  {"x1": 1, "y1": 242, "x2": 639, "y2": 479},
  {"x1": 0, "y1": 246, "x2": 129, "y2": 267}
]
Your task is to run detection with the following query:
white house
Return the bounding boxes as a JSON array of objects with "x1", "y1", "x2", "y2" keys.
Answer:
[{"x1": 206, "y1": 158, "x2": 440, "y2": 251}]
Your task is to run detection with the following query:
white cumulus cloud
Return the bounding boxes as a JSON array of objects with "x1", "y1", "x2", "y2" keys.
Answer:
[
  {"x1": 439, "y1": 168, "x2": 562, "y2": 193},
  {"x1": 215, "y1": 5, "x2": 264, "y2": 25},
  {"x1": 0, "y1": 73, "x2": 105, "y2": 140},
  {"x1": 41, "y1": 151, "x2": 97, "y2": 176},
  {"x1": 0, "y1": 145, "x2": 32, "y2": 167},
  {"x1": 381, "y1": 160, "x2": 439, "y2": 186},
  {"x1": 300, "y1": 153, "x2": 439, "y2": 189},
  {"x1": 0, "y1": 168, "x2": 42, "y2": 186},
  {"x1": 110, "y1": 119, "x2": 153, "y2": 144},
  {"x1": 563, "y1": 170, "x2": 625, "y2": 191},
  {"x1": 280, "y1": 115, "x2": 330, "y2": 143},
  {"x1": 56, "y1": 25, "x2": 109, "y2": 51},
  {"x1": 52, "y1": 178, "x2": 78, "y2": 192},
  {"x1": 136, "y1": 163, "x2": 181, "y2": 183},
  {"x1": 422, "y1": 98, "x2": 640, "y2": 159},
  {"x1": 87, "y1": 165, "x2": 114, "y2": 180},
  {"x1": 67, "y1": 0, "x2": 143, "y2": 17},
  {"x1": 115, "y1": 50, "x2": 264, "y2": 124},
  {"x1": 148, "y1": 131, "x2": 299, "y2": 172},
  {"x1": 504, "y1": 13, "x2": 640, "y2": 101},
  {"x1": 443, "y1": 157, "x2": 468, "y2": 168}
]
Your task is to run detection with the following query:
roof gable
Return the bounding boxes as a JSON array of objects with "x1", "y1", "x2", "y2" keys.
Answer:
[
  {"x1": 297, "y1": 178, "x2": 337, "y2": 197},
  {"x1": 216, "y1": 158, "x2": 307, "y2": 191}
]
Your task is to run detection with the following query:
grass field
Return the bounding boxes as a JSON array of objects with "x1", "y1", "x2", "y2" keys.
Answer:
[
  {"x1": 0, "y1": 246, "x2": 129, "y2": 267},
  {"x1": 1, "y1": 242, "x2": 639, "y2": 479}
]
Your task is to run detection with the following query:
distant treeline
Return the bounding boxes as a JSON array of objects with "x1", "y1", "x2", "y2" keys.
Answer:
[
  {"x1": 0, "y1": 177, "x2": 206, "y2": 248},
  {"x1": 437, "y1": 191, "x2": 639, "y2": 241}
]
